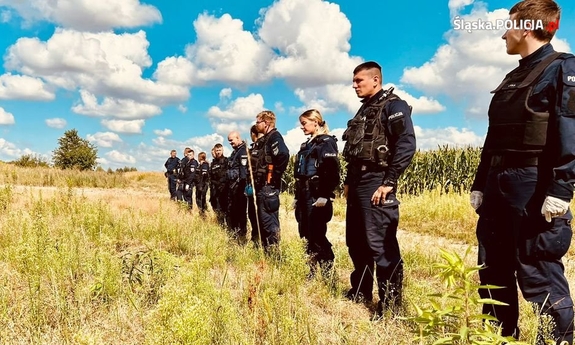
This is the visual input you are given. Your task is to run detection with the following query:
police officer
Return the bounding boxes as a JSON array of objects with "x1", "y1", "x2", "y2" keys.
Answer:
[
  {"x1": 470, "y1": 1, "x2": 574, "y2": 343},
  {"x1": 294, "y1": 109, "x2": 339, "y2": 277},
  {"x1": 210, "y1": 143, "x2": 229, "y2": 227},
  {"x1": 251, "y1": 110, "x2": 289, "y2": 252},
  {"x1": 176, "y1": 148, "x2": 198, "y2": 209},
  {"x1": 195, "y1": 151, "x2": 210, "y2": 215},
  {"x1": 342, "y1": 61, "x2": 415, "y2": 317},
  {"x1": 164, "y1": 149, "x2": 180, "y2": 200},
  {"x1": 226, "y1": 131, "x2": 249, "y2": 243},
  {"x1": 247, "y1": 125, "x2": 264, "y2": 246}
]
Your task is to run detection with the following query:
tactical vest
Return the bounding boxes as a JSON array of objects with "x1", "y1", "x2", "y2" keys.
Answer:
[
  {"x1": 249, "y1": 131, "x2": 275, "y2": 186},
  {"x1": 295, "y1": 135, "x2": 336, "y2": 178},
  {"x1": 227, "y1": 143, "x2": 248, "y2": 182},
  {"x1": 178, "y1": 158, "x2": 197, "y2": 181},
  {"x1": 342, "y1": 89, "x2": 398, "y2": 166},
  {"x1": 210, "y1": 157, "x2": 228, "y2": 185},
  {"x1": 485, "y1": 52, "x2": 569, "y2": 154}
]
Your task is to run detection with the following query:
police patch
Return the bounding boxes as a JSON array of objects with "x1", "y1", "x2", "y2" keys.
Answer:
[
  {"x1": 273, "y1": 146, "x2": 279, "y2": 155},
  {"x1": 389, "y1": 111, "x2": 404, "y2": 121},
  {"x1": 324, "y1": 152, "x2": 337, "y2": 157},
  {"x1": 241, "y1": 158, "x2": 247, "y2": 166}
]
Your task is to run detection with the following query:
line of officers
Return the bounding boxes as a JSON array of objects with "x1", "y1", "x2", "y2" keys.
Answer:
[{"x1": 164, "y1": 110, "x2": 342, "y2": 271}]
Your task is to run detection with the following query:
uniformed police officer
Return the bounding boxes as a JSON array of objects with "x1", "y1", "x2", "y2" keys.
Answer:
[
  {"x1": 247, "y1": 125, "x2": 264, "y2": 246},
  {"x1": 342, "y1": 61, "x2": 416, "y2": 317},
  {"x1": 470, "y1": 1, "x2": 574, "y2": 343},
  {"x1": 164, "y1": 149, "x2": 180, "y2": 200},
  {"x1": 294, "y1": 109, "x2": 339, "y2": 277},
  {"x1": 209, "y1": 144, "x2": 229, "y2": 227},
  {"x1": 251, "y1": 110, "x2": 289, "y2": 252},
  {"x1": 176, "y1": 148, "x2": 198, "y2": 209},
  {"x1": 195, "y1": 151, "x2": 210, "y2": 215},
  {"x1": 227, "y1": 131, "x2": 249, "y2": 242}
]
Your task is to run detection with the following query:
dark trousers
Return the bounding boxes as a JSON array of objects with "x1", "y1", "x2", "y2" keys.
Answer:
[
  {"x1": 210, "y1": 184, "x2": 228, "y2": 227},
  {"x1": 248, "y1": 195, "x2": 260, "y2": 244},
  {"x1": 255, "y1": 185, "x2": 281, "y2": 250},
  {"x1": 346, "y1": 172, "x2": 402, "y2": 302},
  {"x1": 227, "y1": 182, "x2": 247, "y2": 237},
  {"x1": 168, "y1": 174, "x2": 177, "y2": 199},
  {"x1": 295, "y1": 187, "x2": 335, "y2": 266},
  {"x1": 195, "y1": 181, "x2": 208, "y2": 213},
  {"x1": 176, "y1": 182, "x2": 193, "y2": 208},
  {"x1": 477, "y1": 166, "x2": 573, "y2": 344}
]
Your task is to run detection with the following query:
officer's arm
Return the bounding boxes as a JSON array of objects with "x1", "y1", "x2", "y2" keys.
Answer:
[
  {"x1": 270, "y1": 133, "x2": 290, "y2": 189},
  {"x1": 547, "y1": 57, "x2": 575, "y2": 201},
  {"x1": 317, "y1": 138, "x2": 340, "y2": 198},
  {"x1": 470, "y1": 137, "x2": 492, "y2": 193},
  {"x1": 382, "y1": 100, "x2": 416, "y2": 187}
]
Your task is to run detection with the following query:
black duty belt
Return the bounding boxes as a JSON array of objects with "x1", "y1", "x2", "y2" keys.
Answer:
[{"x1": 490, "y1": 155, "x2": 539, "y2": 168}]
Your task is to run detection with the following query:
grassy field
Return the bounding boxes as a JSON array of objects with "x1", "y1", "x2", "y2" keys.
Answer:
[{"x1": 0, "y1": 162, "x2": 573, "y2": 344}]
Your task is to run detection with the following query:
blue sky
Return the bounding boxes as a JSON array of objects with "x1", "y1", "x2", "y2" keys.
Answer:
[{"x1": 0, "y1": 0, "x2": 573, "y2": 171}]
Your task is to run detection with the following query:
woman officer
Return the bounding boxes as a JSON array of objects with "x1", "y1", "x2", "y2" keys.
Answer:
[{"x1": 294, "y1": 109, "x2": 340, "y2": 277}]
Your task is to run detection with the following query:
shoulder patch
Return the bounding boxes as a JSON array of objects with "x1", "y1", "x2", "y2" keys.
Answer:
[{"x1": 389, "y1": 111, "x2": 404, "y2": 121}]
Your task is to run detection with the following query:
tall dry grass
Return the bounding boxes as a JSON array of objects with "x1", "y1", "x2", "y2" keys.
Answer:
[{"x1": 0, "y1": 161, "x2": 572, "y2": 344}]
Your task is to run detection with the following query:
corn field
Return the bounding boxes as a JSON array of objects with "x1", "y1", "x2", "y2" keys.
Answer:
[{"x1": 281, "y1": 146, "x2": 482, "y2": 196}]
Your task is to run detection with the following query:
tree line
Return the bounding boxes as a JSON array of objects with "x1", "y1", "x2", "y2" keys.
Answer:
[{"x1": 8, "y1": 129, "x2": 137, "y2": 173}]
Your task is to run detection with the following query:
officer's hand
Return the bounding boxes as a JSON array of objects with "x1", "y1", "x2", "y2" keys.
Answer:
[
  {"x1": 470, "y1": 191, "x2": 483, "y2": 210},
  {"x1": 343, "y1": 185, "x2": 349, "y2": 199},
  {"x1": 291, "y1": 199, "x2": 297, "y2": 209},
  {"x1": 312, "y1": 197, "x2": 328, "y2": 207},
  {"x1": 185, "y1": 184, "x2": 190, "y2": 191},
  {"x1": 541, "y1": 195, "x2": 570, "y2": 222},
  {"x1": 371, "y1": 185, "x2": 393, "y2": 205}
]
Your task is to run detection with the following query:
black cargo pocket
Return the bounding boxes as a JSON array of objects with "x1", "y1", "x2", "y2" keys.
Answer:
[
  {"x1": 534, "y1": 216, "x2": 573, "y2": 260},
  {"x1": 261, "y1": 185, "x2": 280, "y2": 212}
]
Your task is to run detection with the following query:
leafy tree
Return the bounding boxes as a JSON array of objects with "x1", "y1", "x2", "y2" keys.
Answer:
[
  {"x1": 11, "y1": 154, "x2": 50, "y2": 168},
  {"x1": 52, "y1": 129, "x2": 98, "y2": 171}
]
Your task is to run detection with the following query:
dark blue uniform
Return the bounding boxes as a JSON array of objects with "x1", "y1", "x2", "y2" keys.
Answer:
[
  {"x1": 295, "y1": 134, "x2": 339, "y2": 275},
  {"x1": 195, "y1": 161, "x2": 210, "y2": 214},
  {"x1": 210, "y1": 156, "x2": 229, "y2": 227},
  {"x1": 472, "y1": 44, "x2": 575, "y2": 343},
  {"x1": 251, "y1": 129, "x2": 289, "y2": 250},
  {"x1": 344, "y1": 89, "x2": 416, "y2": 311},
  {"x1": 176, "y1": 157, "x2": 199, "y2": 209},
  {"x1": 227, "y1": 142, "x2": 248, "y2": 240},
  {"x1": 164, "y1": 155, "x2": 180, "y2": 200}
]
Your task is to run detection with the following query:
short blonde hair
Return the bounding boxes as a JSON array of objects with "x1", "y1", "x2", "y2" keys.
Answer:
[
  {"x1": 256, "y1": 110, "x2": 276, "y2": 127},
  {"x1": 299, "y1": 109, "x2": 330, "y2": 135}
]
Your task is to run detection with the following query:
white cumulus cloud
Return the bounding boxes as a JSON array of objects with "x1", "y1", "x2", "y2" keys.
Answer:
[
  {"x1": 45, "y1": 117, "x2": 67, "y2": 128},
  {"x1": 154, "y1": 129, "x2": 173, "y2": 137},
  {"x1": 106, "y1": 150, "x2": 136, "y2": 164},
  {"x1": 0, "y1": 73, "x2": 54, "y2": 100},
  {"x1": 72, "y1": 90, "x2": 162, "y2": 119},
  {"x1": 0, "y1": 0, "x2": 162, "y2": 31},
  {"x1": 87, "y1": 132, "x2": 123, "y2": 148},
  {"x1": 101, "y1": 119, "x2": 145, "y2": 134},
  {"x1": 0, "y1": 107, "x2": 15, "y2": 125}
]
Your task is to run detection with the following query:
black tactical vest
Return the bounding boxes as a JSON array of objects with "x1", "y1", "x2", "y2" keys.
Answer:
[
  {"x1": 210, "y1": 157, "x2": 228, "y2": 186},
  {"x1": 249, "y1": 131, "x2": 275, "y2": 186},
  {"x1": 485, "y1": 52, "x2": 567, "y2": 154},
  {"x1": 295, "y1": 139, "x2": 319, "y2": 178},
  {"x1": 343, "y1": 89, "x2": 397, "y2": 166}
]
